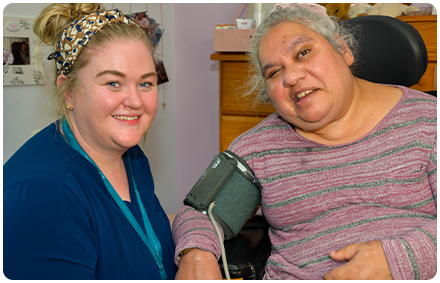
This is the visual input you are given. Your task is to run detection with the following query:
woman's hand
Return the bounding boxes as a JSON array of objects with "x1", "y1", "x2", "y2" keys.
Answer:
[
  {"x1": 175, "y1": 248, "x2": 223, "y2": 280},
  {"x1": 323, "y1": 241, "x2": 392, "y2": 280}
]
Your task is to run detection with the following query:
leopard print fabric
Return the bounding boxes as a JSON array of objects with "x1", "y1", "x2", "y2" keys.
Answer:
[{"x1": 54, "y1": 9, "x2": 141, "y2": 76}]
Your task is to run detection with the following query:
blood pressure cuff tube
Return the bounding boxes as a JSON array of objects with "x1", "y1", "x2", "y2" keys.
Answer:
[{"x1": 184, "y1": 150, "x2": 262, "y2": 240}]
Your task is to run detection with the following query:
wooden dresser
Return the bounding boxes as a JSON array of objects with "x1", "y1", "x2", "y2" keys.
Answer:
[
  {"x1": 212, "y1": 15, "x2": 437, "y2": 152},
  {"x1": 211, "y1": 52, "x2": 275, "y2": 152}
]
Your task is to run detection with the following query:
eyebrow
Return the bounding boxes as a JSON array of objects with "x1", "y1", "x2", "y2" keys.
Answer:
[
  {"x1": 96, "y1": 70, "x2": 157, "y2": 79},
  {"x1": 287, "y1": 35, "x2": 313, "y2": 52},
  {"x1": 260, "y1": 35, "x2": 313, "y2": 76}
]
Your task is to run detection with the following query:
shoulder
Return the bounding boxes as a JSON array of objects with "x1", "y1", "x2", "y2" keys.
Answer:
[
  {"x1": 228, "y1": 113, "x2": 295, "y2": 158},
  {"x1": 3, "y1": 122, "x2": 99, "y2": 213},
  {"x1": 3, "y1": 122, "x2": 79, "y2": 190},
  {"x1": 396, "y1": 86, "x2": 436, "y2": 113},
  {"x1": 386, "y1": 86, "x2": 436, "y2": 132}
]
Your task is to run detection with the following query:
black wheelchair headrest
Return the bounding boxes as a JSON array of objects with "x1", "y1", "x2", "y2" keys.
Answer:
[{"x1": 339, "y1": 15, "x2": 428, "y2": 87}]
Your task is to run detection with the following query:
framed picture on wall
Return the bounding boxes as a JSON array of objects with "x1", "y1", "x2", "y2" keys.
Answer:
[
  {"x1": 3, "y1": 16, "x2": 45, "y2": 86},
  {"x1": 127, "y1": 11, "x2": 164, "y2": 50},
  {"x1": 127, "y1": 11, "x2": 169, "y2": 85}
]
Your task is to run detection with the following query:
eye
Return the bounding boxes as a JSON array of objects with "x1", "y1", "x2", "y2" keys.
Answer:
[
  {"x1": 298, "y1": 49, "x2": 310, "y2": 59},
  {"x1": 267, "y1": 69, "x2": 280, "y2": 79},
  {"x1": 139, "y1": 82, "x2": 151, "y2": 88},
  {"x1": 107, "y1": 81, "x2": 120, "y2": 88}
]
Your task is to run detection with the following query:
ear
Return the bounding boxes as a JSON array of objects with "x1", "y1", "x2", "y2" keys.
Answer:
[
  {"x1": 341, "y1": 44, "x2": 354, "y2": 67},
  {"x1": 335, "y1": 35, "x2": 354, "y2": 67},
  {"x1": 56, "y1": 74, "x2": 72, "y2": 103}
]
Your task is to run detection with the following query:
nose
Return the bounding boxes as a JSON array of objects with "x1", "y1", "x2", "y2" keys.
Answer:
[
  {"x1": 123, "y1": 86, "x2": 143, "y2": 109},
  {"x1": 282, "y1": 65, "x2": 306, "y2": 87}
]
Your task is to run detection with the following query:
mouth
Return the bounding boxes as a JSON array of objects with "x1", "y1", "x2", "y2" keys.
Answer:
[
  {"x1": 113, "y1": 115, "x2": 140, "y2": 121},
  {"x1": 295, "y1": 90, "x2": 313, "y2": 101}
]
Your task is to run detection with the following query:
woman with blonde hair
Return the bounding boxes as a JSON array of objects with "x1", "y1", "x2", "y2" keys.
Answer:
[{"x1": 4, "y1": 3, "x2": 175, "y2": 279}]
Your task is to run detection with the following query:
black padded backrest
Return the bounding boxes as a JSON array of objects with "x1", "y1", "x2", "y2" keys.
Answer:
[{"x1": 339, "y1": 15, "x2": 428, "y2": 87}]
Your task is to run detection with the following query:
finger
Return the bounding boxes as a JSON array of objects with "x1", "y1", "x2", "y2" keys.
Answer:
[{"x1": 329, "y1": 243, "x2": 360, "y2": 261}]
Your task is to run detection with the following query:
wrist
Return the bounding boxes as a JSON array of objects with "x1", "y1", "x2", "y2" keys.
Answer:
[
  {"x1": 179, "y1": 247, "x2": 217, "y2": 261},
  {"x1": 178, "y1": 247, "x2": 195, "y2": 258}
]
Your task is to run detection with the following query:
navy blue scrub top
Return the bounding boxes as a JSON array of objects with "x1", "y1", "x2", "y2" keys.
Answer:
[{"x1": 4, "y1": 122, "x2": 176, "y2": 279}]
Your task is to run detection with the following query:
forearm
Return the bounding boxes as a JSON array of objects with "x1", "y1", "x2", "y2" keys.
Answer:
[
  {"x1": 175, "y1": 248, "x2": 223, "y2": 280},
  {"x1": 381, "y1": 219, "x2": 437, "y2": 280},
  {"x1": 172, "y1": 205, "x2": 223, "y2": 267}
]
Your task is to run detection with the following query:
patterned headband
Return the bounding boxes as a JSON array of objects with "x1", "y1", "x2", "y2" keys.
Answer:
[
  {"x1": 270, "y1": 3, "x2": 328, "y2": 18},
  {"x1": 53, "y1": 9, "x2": 141, "y2": 76}
]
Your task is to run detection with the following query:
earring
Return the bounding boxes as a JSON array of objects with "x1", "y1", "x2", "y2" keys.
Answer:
[{"x1": 66, "y1": 102, "x2": 72, "y2": 109}]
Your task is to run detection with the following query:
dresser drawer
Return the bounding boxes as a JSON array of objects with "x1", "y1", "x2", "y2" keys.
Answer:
[{"x1": 220, "y1": 115, "x2": 267, "y2": 151}]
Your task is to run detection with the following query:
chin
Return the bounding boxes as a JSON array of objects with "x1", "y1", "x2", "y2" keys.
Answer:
[{"x1": 116, "y1": 137, "x2": 144, "y2": 149}]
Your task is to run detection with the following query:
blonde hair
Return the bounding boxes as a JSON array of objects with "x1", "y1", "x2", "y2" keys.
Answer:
[{"x1": 33, "y1": 3, "x2": 154, "y2": 122}]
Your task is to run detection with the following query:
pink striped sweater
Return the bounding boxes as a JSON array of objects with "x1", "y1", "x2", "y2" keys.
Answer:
[{"x1": 172, "y1": 86, "x2": 437, "y2": 279}]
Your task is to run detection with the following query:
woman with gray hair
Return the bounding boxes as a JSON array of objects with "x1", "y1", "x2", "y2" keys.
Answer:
[{"x1": 172, "y1": 3, "x2": 436, "y2": 280}]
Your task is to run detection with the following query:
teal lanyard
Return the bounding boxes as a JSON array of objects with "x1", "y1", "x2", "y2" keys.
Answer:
[{"x1": 61, "y1": 119, "x2": 167, "y2": 280}]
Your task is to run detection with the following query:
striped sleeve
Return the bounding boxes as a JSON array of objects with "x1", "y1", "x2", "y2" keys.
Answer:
[
  {"x1": 381, "y1": 220, "x2": 437, "y2": 279},
  {"x1": 382, "y1": 138, "x2": 437, "y2": 280},
  {"x1": 171, "y1": 205, "x2": 223, "y2": 267}
]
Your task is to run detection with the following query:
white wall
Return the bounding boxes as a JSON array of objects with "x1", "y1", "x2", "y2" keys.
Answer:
[{"x1": 3, "y1": 3, "x2": 249, "y2": 214}]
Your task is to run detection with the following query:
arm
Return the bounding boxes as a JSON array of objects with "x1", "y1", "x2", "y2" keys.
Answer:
[
  {"x1": 4, "y1": 181, "x2": 98, "y2": 279},
  {"x1": 381, "y1": 219, "x2": 437, "y2": 279},
  {"x1": 176, "y1": 248, "x2": 223, "y2": 280},
  {"x1": 172, "y1": 205, "x2": 223, "y2": 279},
  {"x1": 325, "y1": 139, "x2": 437, "y2": 280},
  {"x1": 382, "y1": 140, "x2": 437, "y2": 280}
]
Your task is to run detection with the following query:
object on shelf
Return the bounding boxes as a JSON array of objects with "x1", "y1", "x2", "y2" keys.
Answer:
[
  {"x1": 367, "y1": 3, "x2": 420, "y2": 17},
  {"x1": 213, "y1": 29, "x2": 255, "y2": 52},
  {"x1": 215, "y1": 24, "x2": 236, "y2": 30},
  {"x1": 236, "y1": 18, "x2": 254, "y2": 29},
  {"x1": 213, "y1": 3, "x2": 255, "y2": 52},
  {"x1": 408, "y1": 3, "x2": 433, "y2": 15}
]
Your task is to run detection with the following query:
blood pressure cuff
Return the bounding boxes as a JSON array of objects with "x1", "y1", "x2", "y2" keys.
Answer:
[{"x1": 184, "y1": 150, "x2": 262, "y2": 240}]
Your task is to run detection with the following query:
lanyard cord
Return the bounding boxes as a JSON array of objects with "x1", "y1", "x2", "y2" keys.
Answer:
[{"x1": 61, "y1": 119, "x2": 167, "y2": 280}]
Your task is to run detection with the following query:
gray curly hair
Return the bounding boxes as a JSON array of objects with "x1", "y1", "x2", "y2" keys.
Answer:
[{"x1": 246, "y1": 6, "x2": 359, "y2": 104}]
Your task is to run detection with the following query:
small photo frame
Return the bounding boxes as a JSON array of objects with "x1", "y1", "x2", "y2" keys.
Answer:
[
  {"x1": 3, "y1": 16, "x2": 45, "y2": 86},
  {"x1": 128, "y1": 11, "x2": 164, "y2": 50},
  {"x1": 127, "y1": 11, "x2": 169, "y2": 85}
]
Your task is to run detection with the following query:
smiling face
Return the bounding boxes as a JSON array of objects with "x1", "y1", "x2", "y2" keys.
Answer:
[
  {"x1": 64, "y1": 39, "x2": 158, "y2": 155},
  {"x1": 258, "y1": 21, "x2": 355, "y2": 132}
]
